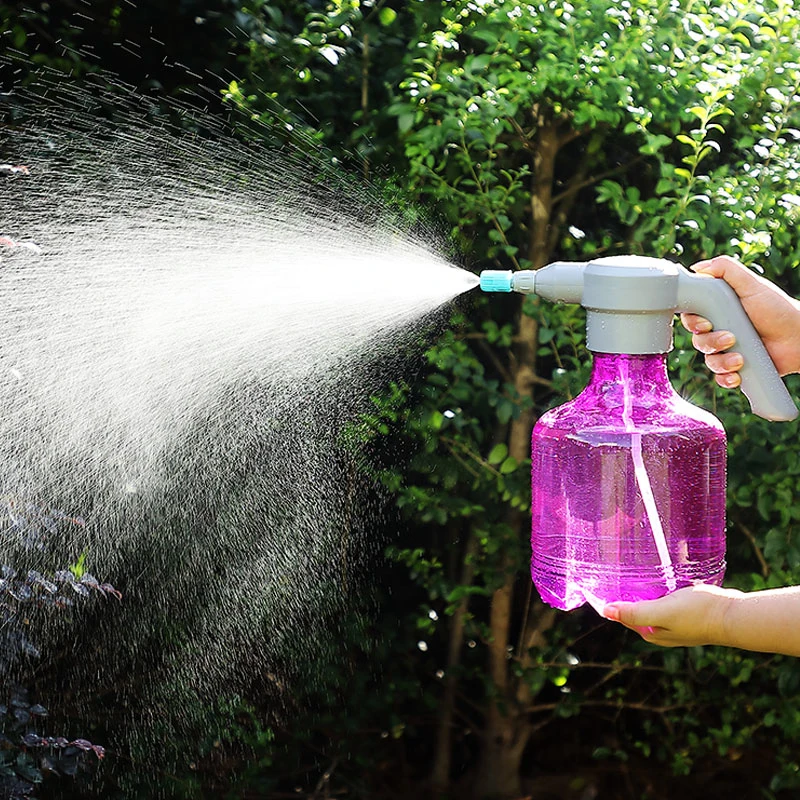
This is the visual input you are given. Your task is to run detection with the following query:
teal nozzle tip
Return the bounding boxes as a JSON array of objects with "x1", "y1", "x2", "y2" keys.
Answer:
[{"x1": 480, "y1": 270, "x2": 513, "y2": 293}]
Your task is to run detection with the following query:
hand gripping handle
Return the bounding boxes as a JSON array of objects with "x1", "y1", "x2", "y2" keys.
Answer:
[{"x1": 677, "y1": 269, "x2": 798, "y2": 421}]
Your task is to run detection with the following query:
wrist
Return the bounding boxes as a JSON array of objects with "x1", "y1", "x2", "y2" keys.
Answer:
[{"x1": 712, "y1": 587, "x2": 745, "y2": 648}]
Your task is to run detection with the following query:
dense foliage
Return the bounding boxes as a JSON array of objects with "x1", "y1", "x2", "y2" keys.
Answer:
[
  {"x1": 4, "y1": 0, "x2": 800, "y2": 798},
  {"x1": 227, "y1": 2, "x2": 800, "y2": 798}
]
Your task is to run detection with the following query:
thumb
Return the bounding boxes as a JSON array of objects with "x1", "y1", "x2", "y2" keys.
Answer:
[
  {"x1": 691, "y1": 255, "x2": 763, "y2": 299},
  {"x1": 603, "y1": 600, "x2": 656, "y2": 627}
]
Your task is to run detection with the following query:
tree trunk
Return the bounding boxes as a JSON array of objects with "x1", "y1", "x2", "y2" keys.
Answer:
[
  {"x1": 475, "y1": 552, "x2": 527, "y2": 799},
  {"x1": 473, "y1": 309, "x2": 538, "y2": 798},
  {"x1": 473, "y1": 121, "x2": 563, "y2": 799}
]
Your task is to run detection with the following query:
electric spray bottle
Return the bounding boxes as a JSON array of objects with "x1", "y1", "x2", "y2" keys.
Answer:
[{"x1": 480, "y1": 256, "x2": 797, "y2": 612}]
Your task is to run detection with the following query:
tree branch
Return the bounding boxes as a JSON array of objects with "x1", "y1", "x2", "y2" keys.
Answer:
[
  {"x1": 551, "y1": 155, "x2": 646, "y2": 207},
  {"x1": 738, "y1": 521, "x2": 770, "y2": 578},
  {"x1": 528, "y1": 699, "x2": 696, "y2": 715}
]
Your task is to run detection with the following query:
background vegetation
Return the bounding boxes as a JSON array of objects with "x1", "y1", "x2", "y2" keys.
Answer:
[{"x1": 3, "y1": 0, "x2": 800, "y2": 798}]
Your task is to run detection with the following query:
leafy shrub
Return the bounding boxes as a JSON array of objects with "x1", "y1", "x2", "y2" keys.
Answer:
[{"x1": 0, "y1": 502, "x2": 117, "y2": 799}]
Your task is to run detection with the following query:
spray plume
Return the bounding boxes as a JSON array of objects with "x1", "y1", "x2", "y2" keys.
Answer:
[{"x1": 0, "y1": 63, "x2": 477, "y2": 778}]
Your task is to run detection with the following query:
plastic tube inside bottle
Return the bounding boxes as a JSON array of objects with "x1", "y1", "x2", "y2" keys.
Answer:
[{"x1": 620, "y1": 363, "x2": 677, "y2": 592}]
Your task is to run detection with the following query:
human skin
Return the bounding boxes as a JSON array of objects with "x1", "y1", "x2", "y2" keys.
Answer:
[
  {"x1": 681, "y1": 255, "x2": 800, "y2": 385},
  {"x1": 603, "y1": 255, "x2": 800, "y2": 654},
  {"x1": 604, "y1": 585, "x2": 800, "y2": 657}
]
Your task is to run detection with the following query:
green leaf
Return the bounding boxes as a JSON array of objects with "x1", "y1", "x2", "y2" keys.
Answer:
[
  {"x1": 488, "y1": 443, "x2": 508, "y2": 465},
  {"x1": 467, "y1": 54, "x2": 492, "y2": 73},
  {"x1": 539, "y1": 327, "x2": 556, "y2": 344},
  {"x1": 686, "y1": 105, "x2": 708, "y2": 122},
  {"x1": 398, "y1": 113, "x2": 415, "y2": 134},
  {"x1": 655, "y1": 177, "x2": 674, "y2": 195},
  {"x1": 639, "y1": 133, "x2": 672, "y2": 155},
  {"x1": 499, "y1": 456, "x2": 518, "y2": 474},
  {"x1": 70, "y1": 551, "x2": 88, "y2": 580},
  {"x1": 378, "y1": 7, "x2": 397, "y2": 26},
  {"x1": 470, "y1": 29, "x2": 498, "y2": 47}
]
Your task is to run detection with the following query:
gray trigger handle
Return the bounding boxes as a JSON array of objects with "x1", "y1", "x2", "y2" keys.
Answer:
[{"x1": 677, "y1": 268, "x2": 798, "y2": 422}]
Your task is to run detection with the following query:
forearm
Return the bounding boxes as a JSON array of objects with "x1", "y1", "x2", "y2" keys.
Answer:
[{"x1": 720, "y1": 587, "x2": 800, "y2": 656}]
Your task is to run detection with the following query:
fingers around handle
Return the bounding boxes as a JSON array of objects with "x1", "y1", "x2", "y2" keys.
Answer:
[{"x1": 677, "y1": 271, "x2": 798, "y2": 421}]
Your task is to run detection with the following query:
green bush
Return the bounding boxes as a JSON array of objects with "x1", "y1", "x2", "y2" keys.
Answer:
[{"x1": 234, "y1": 1, "x2": 800, "y2": 797}]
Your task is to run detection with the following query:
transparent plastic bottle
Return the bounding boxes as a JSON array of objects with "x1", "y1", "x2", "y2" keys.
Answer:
[{"x1": 531, "y1": 352, "x2": 726, "y2": 611}]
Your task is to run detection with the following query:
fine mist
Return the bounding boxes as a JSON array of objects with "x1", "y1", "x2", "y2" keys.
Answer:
[{"x1": 0, "y1": 65, "x2": 478, "y2": 787}]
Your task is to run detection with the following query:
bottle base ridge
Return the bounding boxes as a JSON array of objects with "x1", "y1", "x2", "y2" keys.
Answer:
[{"x1": 532, "y1": 554, "x2": 726, "y2": 612}]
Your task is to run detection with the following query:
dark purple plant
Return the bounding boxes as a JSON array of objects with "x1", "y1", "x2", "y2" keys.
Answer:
[{"x1": 0, "y1": 501, "x2": 119, "y2": 799}]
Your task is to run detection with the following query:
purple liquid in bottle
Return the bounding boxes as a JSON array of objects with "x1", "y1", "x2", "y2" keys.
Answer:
[{"x1": 531, "y1": 353, "x2": 726, "y2": 611}]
